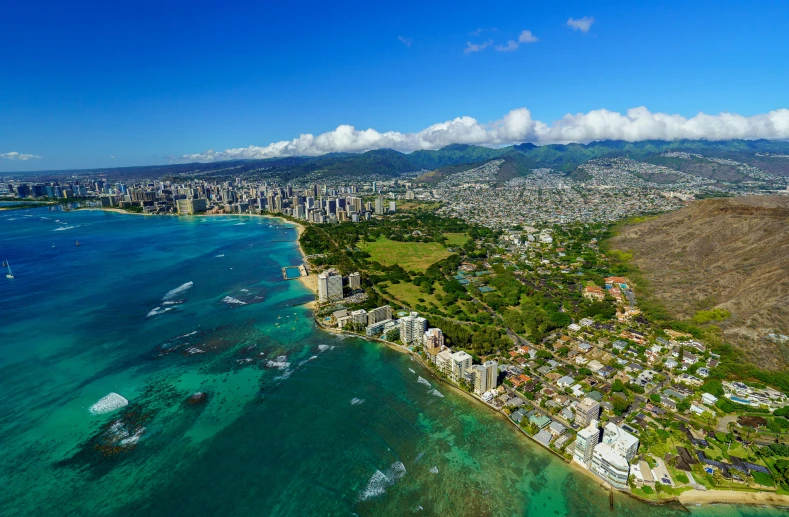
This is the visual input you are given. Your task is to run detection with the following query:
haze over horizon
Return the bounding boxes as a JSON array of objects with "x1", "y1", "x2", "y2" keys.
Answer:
[{"x1": 2, "y1": 0, "x2": 788, "y2": 171}]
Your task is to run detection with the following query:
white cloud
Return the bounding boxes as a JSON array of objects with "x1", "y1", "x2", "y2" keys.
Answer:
[
  {"x1": 0, "y1": 152, "x2": 41, "y2": 161},
  {"x1": 494, "y1": 40, "x2": 519, "y2": 52},
  {"x1": 518, "y1": 30, "x2": 538, "y2": 43},
  {"x1": 495, "y1": 30, "x2": 538, "y2": 52},
  {"x1": 178, "y1": 107, "x2": 789, "y2": 162},
  {"x1": 567, "y1": 16, "x2": 594, "y2": 33},
  {"x1": 397, "y1": 35, "x2": 412, "y2": 47},
  {"x1": 464, "y1": 40, "x2": 492, "y2": 53}
]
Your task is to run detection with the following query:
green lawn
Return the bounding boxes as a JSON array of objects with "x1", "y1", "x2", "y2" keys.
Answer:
[
  {"x1": 443, "y1": 232, "x2": 468, "y2": 247},
  {"x1": 385, "y1": 281, "x2": 446, "y2": 308},
  {"x1": 360, "y1": 237, "x2": 451, "y2": 272}
]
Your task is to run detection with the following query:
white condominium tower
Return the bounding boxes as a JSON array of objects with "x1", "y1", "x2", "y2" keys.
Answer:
[
  {"x1": 317, "y1": 271, "x2": 343, "y2": 302},
  {"x1": 399, "y1": 312, "x2": 427, "y2": 345}
]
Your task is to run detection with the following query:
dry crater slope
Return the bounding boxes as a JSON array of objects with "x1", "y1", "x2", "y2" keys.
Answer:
[{"x1": 610, "y1": 196, "x2": 789, "y2": 370}]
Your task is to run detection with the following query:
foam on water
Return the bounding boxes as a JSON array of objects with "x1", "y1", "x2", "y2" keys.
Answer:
[
  {"x1": 147, "y1": 306, "x2": 175, "y2": 317},
  {"x1": 428, "y1": 389, "x2": 444, "y2": 398},
  {"x1": 89, "y1": 392, "x2": 129, "y2": 415},
  {"x1": 359, "y1": 461, "x2": 407, "y2": 501},
  {"x1": 408, "y1": 368, "x2": 415, "y2": 374},
  {"x1": 162, "y1": 281, "x2": 193, "y2": 300},
  {"x1": 266, "y1": 358, "x2": 290, "y2": 370},
  {"x1": 417, "y1": 376, "x2": 431, "y2": 387},
  {"x1": 215, "y1": 254, "x2": 225, "y2": 257},
  {"x1": 53, "y1": 225, "x2": 78, "y2": 231},
  {"x1": 234, "y1": 222, "x2": 246, "y2": 226},
  {"x1": 350, "y1": 398, "x2": 365, "y2": 406},
  {"x1": 317, "y1": 344, "x2": 332, "y2": 352},
  {"x1": 221, "y1": 296, "x2": 247, "y2": 306},
  {"x1": 429, "y1": 466, "x2": 439, "y2": 474}
]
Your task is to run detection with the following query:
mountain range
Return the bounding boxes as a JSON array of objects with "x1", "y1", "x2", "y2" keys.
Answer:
[{"x1": 11, "y1": 139, "x2": 789, "y2": 183}]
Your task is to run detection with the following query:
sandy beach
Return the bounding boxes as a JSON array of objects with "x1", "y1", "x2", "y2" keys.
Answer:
[{"x1": 679, "y1": 489, "x2": 789, "y2": 507}]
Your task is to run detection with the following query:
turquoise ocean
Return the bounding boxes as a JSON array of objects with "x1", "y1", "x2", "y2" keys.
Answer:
[{"x1": 0, "y1": 207, "x2": 784, "y2": 517}]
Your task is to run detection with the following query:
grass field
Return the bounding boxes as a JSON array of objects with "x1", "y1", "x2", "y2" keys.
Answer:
[
  {"x1": 385, "y1": 281, "x2": 446, "y2": 308},
  {"x1": 443, "y1": 232, "x2": 468, "y2": 246},
  {"x1": 360, "y1": 237, "x2": 451, "y2": 272}
]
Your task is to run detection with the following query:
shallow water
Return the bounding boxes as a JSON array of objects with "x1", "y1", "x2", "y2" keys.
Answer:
[{"x1": 0, "y1": 208, "x2": 783, "y2": 517}]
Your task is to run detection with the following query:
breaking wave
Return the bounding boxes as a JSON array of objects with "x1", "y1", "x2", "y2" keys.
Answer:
[
  {"x1": 408, "y1": 368, "x2": 415, "y2": 374},
  {"x1": 429, "y1": 466, "x2": 439, "y2": 474},
  {"x1": 163, "y1": 281, "x2": 193, "y2": 300},
  {"x1": 317, "y1": 344, "x2": 335, "y2": 352},
  {"x1": 53, "y1": 225, "x2": 78, "y2": 231},
  {"x1": 267, "y1": 355, "x2": 290, "y2": 370},
  {"x1": 359, "y1": 461, "x2": 407, "y2": 501},
  {"x1": 350, "y1": 397, "x2": 365, "y2": 406},
  {"x1": 89, "y1": 393, "x2": 129, "y2": 415},
  {"x1": 221, "y1": 296, "x2": 247, "y2": 306},
  {"x1": 429, "y1": 389, "x2": 444, "y2": 398},
  {"x1": 417, "y1": 376, "x2": 431, "y2": 387},
  {"x1": 147, "y1": 306, "x2": 175, "y2": 317}
]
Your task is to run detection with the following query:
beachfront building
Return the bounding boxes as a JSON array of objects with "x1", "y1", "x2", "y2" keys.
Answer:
[
  {"x1": 601, "y1": 423, "x2": 639, "y2": 462},
  {"x1": 450, "y1": 351, "x2": 472, "y2": 382},
  {"x1": 573, "y1": 420, "x2": 600, "y2": 467},
  {"x1": 575, "y1": 397, "x2": 601, "y2": 428},
  {"x1": 400, "y1": 312, "x2": 427, "y2": 346},
  {"x1": 591, "y1": 443, "x2": 630, "y2": 489},
  {"x1": 348, "y1": 272, "x2": 361, "y2": 290},
  {"x1": 351, "y1": 309, "x2": 368, "y2": 328},
  {"x1": 423, "y1": 328, "x2": 444, "y2": 350},
  {"x1": 367, "y1": 305, "x2": 392, "y2": 326},
  {"x1": 318, "y1": 271, "x2": 343, "y2": 303},
  {"x1": 436, "y1": 349, "x2": 453, "y2": 374},
  {"x1": 470, "y1": 360, "x2": 498, "y2": 395}
]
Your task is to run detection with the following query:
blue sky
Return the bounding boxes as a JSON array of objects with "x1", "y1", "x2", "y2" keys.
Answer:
[{"x1": 2, "y1": 0, "x2": 788, "y2": 171}]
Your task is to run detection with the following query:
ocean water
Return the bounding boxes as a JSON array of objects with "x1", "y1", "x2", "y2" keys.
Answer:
[{"x1": 0, "y1": 207, "x2": 784, "y2": 517}]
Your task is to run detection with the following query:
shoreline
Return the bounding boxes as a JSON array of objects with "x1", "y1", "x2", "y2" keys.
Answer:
[
  {"x1": 68, "y1": 207, "x2": 789, "y2": 511},
  {"x1": 315, "y1": 324, "x2": 789, "y2": 511}
]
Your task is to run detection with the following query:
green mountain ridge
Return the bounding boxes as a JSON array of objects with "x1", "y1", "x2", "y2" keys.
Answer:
[{"x1": 13, "y1": 139, "x2": 789, "y2": 183}]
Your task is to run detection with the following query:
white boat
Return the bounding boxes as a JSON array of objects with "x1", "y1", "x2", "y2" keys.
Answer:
[{"x1": 5, "y1": 260, "x2": 13, "y2": 279}]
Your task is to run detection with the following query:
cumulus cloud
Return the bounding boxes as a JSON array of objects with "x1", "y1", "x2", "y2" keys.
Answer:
[
  {"x1": 0, "y1": 152, "x2": 41, "y2": 161},
  {"x1": 567, "y1": 16, "x2": 594, "y2": 32},
  {"x1": 518, "y1": 30, "x2": 538, "y2": 43},
  {"x1": 178, "y1": 107, "x2": 789, "y2": 162},
  {"x1": 397, "y1": 35, "x2": 412, "y2": 47},
  {"x1": 464, "y1": 40, "x2": 492, "y2": 53}
]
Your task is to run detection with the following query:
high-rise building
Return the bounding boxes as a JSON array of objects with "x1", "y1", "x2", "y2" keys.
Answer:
[
  {"x1": 374, "y1": 196, "x2": 384, "y2": 215},
  {"x1": 450, "y1": 351, "x2": 472, "y2": 382},
  {"x1": 591, "y1": 443, "x2": 630, "y2": 489},
  {"x1": 482, "y1": 360, "x2": 498, "y2": 391},
  {"x1": 388, "y1": 201, "x2": 396, "y2": 213},
  {"x1": 366, "y1": 305, "x2": 392, "y2": 326},
  {"x1": 601, "y1": 423, "x2": 639, "y2": 462},
  {"x1": 348, "y1": 272, "x2": 361, "y2": 290},
  {"x1": 436, "y1": 349, "x2": 453, "y2": 375},
  {"x1": 575, "y1": 397, "x2": 600, "y2": 428},
  {"x1": 573, "y1": 419, "x2": 599, "y2": 467},
  {"x1": 399, "y1": 312, "x2": 427, "y2": 345},
  {"x1": 318, "y1": 271, "x2": 343, "y2": 303},
  {"x1": 423, "y1": 328, "x2": 444, "y2": 350},
  {"x1": 351, "y1": 309, "x2": 368, "y2": 327}
]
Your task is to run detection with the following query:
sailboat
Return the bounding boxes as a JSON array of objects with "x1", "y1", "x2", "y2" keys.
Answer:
[{"x1": 5, "y1": 260, "x2": 13, "y2": 279}]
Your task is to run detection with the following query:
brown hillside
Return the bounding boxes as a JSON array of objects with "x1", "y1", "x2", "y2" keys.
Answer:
[{"x1": 610, "y1": 196, "x2": 789, "y2": 369}]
